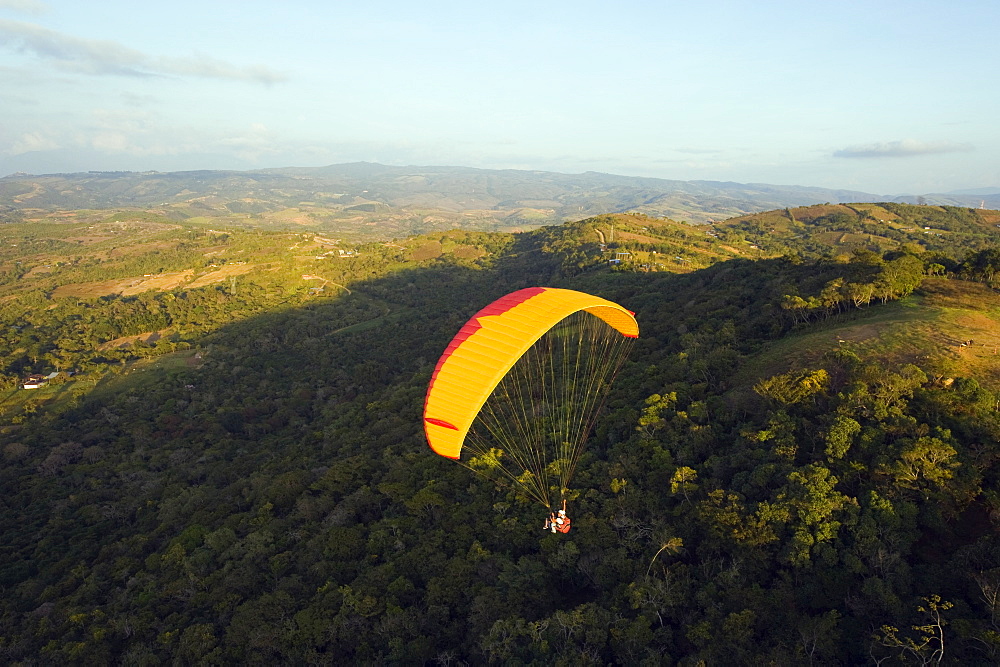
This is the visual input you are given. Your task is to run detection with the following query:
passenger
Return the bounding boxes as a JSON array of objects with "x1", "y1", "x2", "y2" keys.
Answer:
[{"x1": 542, "y1": 499, "x2": 572, "y2": 534}]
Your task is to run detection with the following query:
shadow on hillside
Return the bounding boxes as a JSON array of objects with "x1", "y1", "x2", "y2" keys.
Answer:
[
  {"x1": 17, "y1": 232, "x2": 711, "y2": 481},
  {"x1": 12, "y1": 237, "x2": 915, "y2": 505},
  {"x1": 25, "y1": 240, "x2": 918, "y2": 465},
  {"x1": 60, "y1": 248, "x2": 849, "y2": 432}
]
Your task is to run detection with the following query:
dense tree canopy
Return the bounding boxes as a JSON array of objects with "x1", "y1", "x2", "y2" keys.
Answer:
[{"x1": 1, "y1": 206, "x2": 1000, "y2": 663}]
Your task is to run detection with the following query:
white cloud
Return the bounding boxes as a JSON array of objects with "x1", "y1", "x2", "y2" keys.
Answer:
[
  {"x1": 0, "y1": 19, "x2": 287, "y2": 84},
  {"x1": 6, "y1": 130, "x2": 58, "y2": 154},
  {"x1": 834, "y1": 139, "x2": 973, "y2": 158}
]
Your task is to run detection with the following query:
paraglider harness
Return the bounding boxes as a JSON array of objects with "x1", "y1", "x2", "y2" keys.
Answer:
[{"x1": 543, "y1": 499, "x2": 571, "y2": 534}]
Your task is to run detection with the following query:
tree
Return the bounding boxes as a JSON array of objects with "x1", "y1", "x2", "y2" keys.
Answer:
[
  {"x1": 875, "y1": 595, "x2": 952, "y2": 665},
  {"x1": 637, "y1": 393, "x2": 676, "y2": 438},
  {"x1": 874, "y1": 254, "x2": 924, "y2": 302},
  {"x1": 784, "y1": 464, "x2": 851, "y2": 567},
  {"x1": 670, "y1": 467, "x2": 698, "y2": 503},
  {"x1": 824, "y1": 415, "x2": 861, "y2": 460},
  {"x1": 754, "y1": 369, "x2": 829, "y2": 407}
]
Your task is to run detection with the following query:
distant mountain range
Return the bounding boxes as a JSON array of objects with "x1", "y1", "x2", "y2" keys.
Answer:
[{"x1": 2, "y1": 163, "x2": 998, "y2": 227}]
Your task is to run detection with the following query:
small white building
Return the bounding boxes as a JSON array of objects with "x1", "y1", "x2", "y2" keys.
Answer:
[
  {"x1": 22, "y1": 374, "x2": 47, "y2": 389},
  {"x1": 22, "y1": 372, "x2": 61, "y2": 389}
]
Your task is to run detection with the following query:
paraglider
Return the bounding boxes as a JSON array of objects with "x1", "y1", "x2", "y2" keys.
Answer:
[
  {"x1": 424, "y1": 287, "x2": 638, "y2": 526},
  {"x1": 544, "y1": 500, "x2": 572, "y2": 533}
]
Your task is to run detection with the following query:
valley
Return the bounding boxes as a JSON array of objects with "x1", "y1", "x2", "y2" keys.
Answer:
[{"x1": 4, "y1": 165, "x2": 997, "y2": 242}]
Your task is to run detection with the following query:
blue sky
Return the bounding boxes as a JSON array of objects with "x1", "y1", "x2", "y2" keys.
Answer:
[{"x1": 0, "y1": 0, "x2": 997, "y2": 194}]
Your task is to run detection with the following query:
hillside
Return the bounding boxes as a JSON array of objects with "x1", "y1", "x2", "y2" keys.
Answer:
[
  {"x1": 715, "y1": 201, "x2": 1000, "y2": 258},
  {"x1": 730, "y1": 277, "x2": 1000, "y2": 393},
  {"x1": 0, "y1": 164, "x2": 899, "y2": 237},
  {"x1": 1, "y1": 207, "x2": 1000, "y2": 662}
]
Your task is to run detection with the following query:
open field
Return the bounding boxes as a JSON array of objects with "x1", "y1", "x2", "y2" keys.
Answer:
[
  {"x1": 52, "y1": 270, "x2": 196, "y2": 298},
  {"x1": 732, "y1": 278, "x2": 1000, "y2": 392},
  {"x1": 187, "y1": 263, "x2": 258, "y2": 288}
]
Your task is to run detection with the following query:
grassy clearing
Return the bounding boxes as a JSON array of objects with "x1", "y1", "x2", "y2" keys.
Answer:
[
  {"x1": 0, "y1": 349, "x2": 204, "y2": 422},
  {"x1": 918, "y1": 279, "x2": 1000, "y2": 386},
  {"x1": 155, "y1": 349, "x2": 203, "y2": 370},
  {"x1": 80, "y1": 353, "x2": 202, "y2": 404},
  {"x1": 850, "y1": 203, "x2": 902, "y2": 222},
  {"x1": 0, "y1": 379, "x2": 85, "y2": 421},
  {"x1": 732, "y1": 278, "x2": 1000, "y2": 391},
  {"x1": 790, "y1": 204, "x2": 856, "y2": 223}
]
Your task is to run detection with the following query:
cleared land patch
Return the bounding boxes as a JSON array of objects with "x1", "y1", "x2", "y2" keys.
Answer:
[
  {"x1": 99, "y1": 330, "x2": 169, "y2": 350},
  {"x1": 849, "y1": 203, "x2": 901, "y2": 222},
  {"x1": 52, "y1": 270, "x2": 195, "y2": 298},
  {"x1": 52, "y1": 277, "x2": 137, "y2": 298},
  {"x1": 23, "y1": 265, "x2": 56, "y2": 278},
  {"x1": 791, "y1": 204, "x2": 857, "y2": 222},
  {"x1": 121, "y1": 270, "x2": 194, "y2": 295},
  {"x1": 186, "y1": 263, "x2": 256, "y2": 288},
  {"x1": 411, "y1": 241, "x2": 443, "y2": 261}
]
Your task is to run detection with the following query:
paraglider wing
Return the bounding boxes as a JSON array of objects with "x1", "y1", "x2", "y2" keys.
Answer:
[{"x1": 423, "y1": 287, "x2": 638, "y2": 461}]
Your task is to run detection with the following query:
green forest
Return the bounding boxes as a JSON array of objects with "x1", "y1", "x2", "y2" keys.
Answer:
[{"x1": 2, "y1": 203, "x2": 1000, "y2": 664}]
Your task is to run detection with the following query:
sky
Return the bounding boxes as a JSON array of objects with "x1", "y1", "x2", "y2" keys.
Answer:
[{"x1": 0, "y1": 0, "x2": 998, "y2": 195}]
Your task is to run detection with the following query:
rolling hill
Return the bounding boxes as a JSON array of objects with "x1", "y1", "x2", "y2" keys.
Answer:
[{"x1": 0, "y1": 163, "x2": 898, "y2": 236}]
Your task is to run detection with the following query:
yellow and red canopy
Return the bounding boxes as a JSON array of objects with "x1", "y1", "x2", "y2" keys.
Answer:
[{"x1": 424, "y1": 287, "x2": 638, "y2": 459}]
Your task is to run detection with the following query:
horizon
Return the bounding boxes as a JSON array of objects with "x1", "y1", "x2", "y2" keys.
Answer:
[{"x1": 1, "y1": 1, "x2": 998, "y2": 195}]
